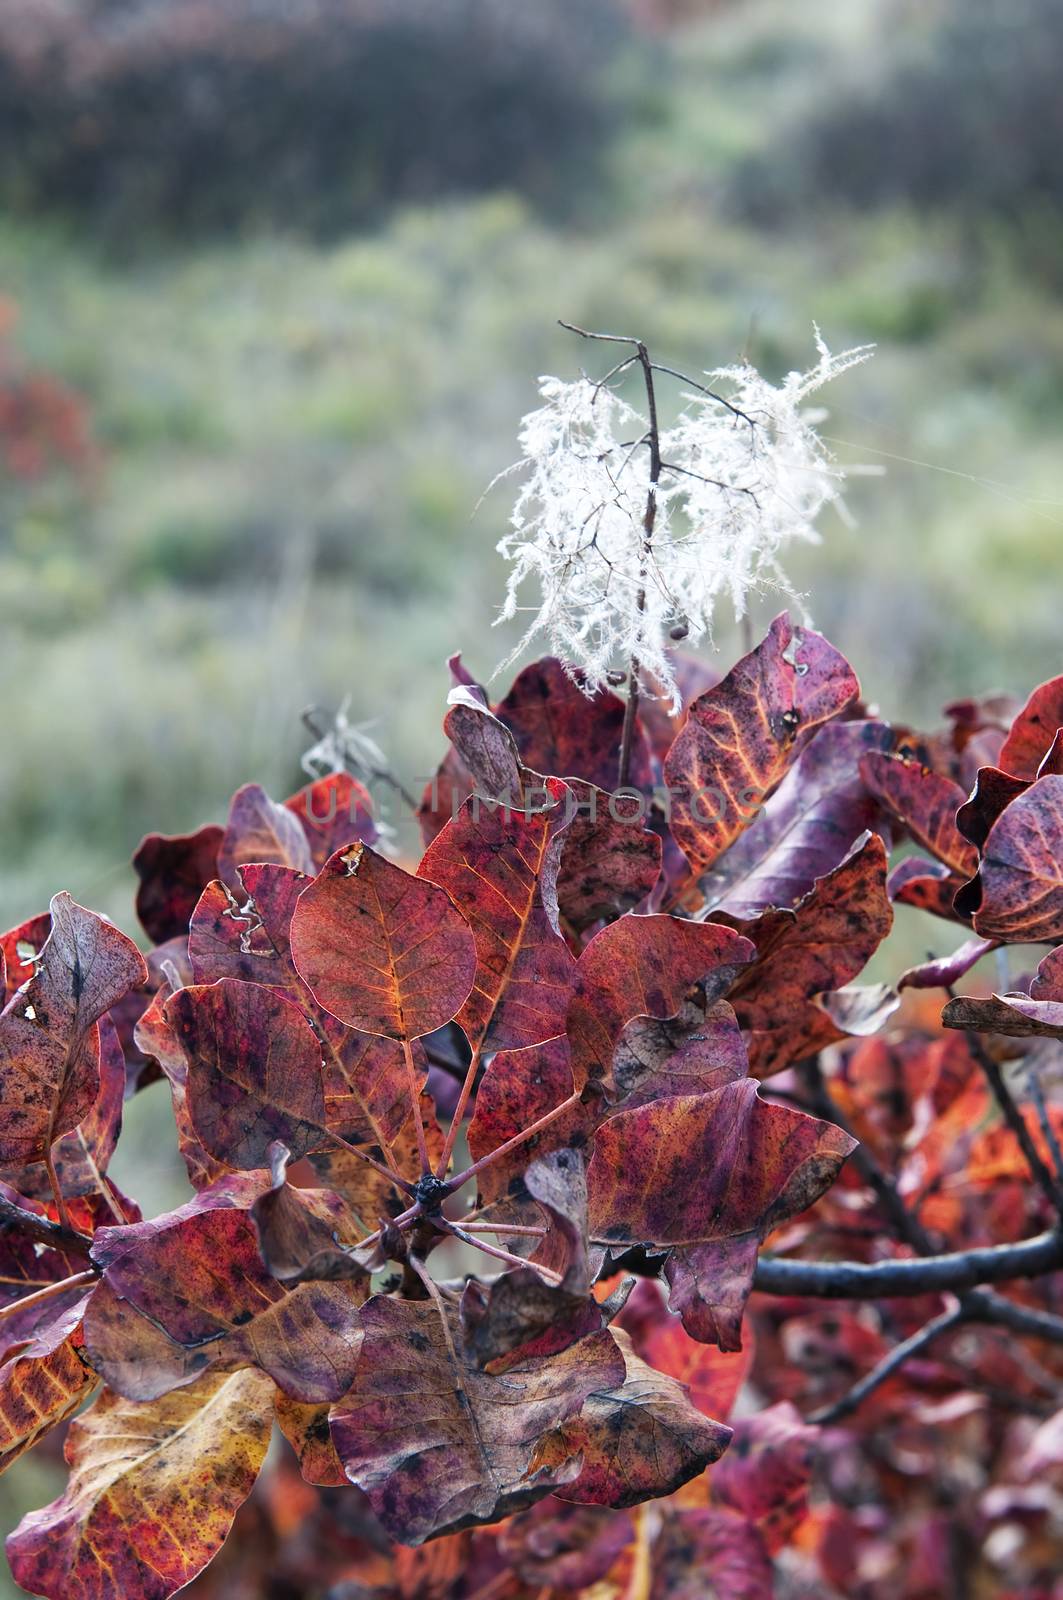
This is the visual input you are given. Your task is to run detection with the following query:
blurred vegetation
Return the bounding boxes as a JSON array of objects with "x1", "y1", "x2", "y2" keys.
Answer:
[{"x1": 2, "y1": 0, "x2": 1062, "y2": 941}]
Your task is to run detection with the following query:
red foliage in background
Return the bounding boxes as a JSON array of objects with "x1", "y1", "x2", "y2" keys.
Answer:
[
  {"x1": 2, "y1": 618, "x2": 1063, "y2": 1597},
  {"x1": 0, "y1": 300, "x2": 96, "y2": 484}
]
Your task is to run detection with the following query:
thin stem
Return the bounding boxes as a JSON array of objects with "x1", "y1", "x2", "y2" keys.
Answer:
[
  {"x1": 44, "y1": 1150, "x2": 71, "y2": 1232},
  {"x1": 436, "y1": 1047, "x2": 481, "y2": 1178},
  {"x1": 350, "y1": 1195, "x2": 427, "y2": 1258},
  {"x1": 618, "y1": 669, "x2": 642, "y2": 791},
  {"x1": 965, "y1": 1286, "x2": 1063, "y2": 1345},
  {"x1": 810, "y1": 1305, "x2": 966, "y2": 1426},
  {"x1": 447, "y1": 1092, "x2": 582, "y2": 1191},
  {"x1": 326, "y1": 1131, "x2": 416, "y2": 1196},
  {"x1": 800, "y1": 1058, "x2": 933, "y2": 1254},
  {"x1": 454, "y1": 1221, "x2": 547, "y2": 1238},
  {"x1": 0, "y1": 1269, "x2": 97, "y2": 1322},
  {"x1": 402, "y1": 1037, "x2": 431, "y2": 1175},
  {"x1": 560, "y1": 321, "x2": 659, "y2": 793},
  {"x1": 1028, "y1": 1052, "x2": 1063, "y2": 1183},
  {"x1": 442, "y1": 1221, "x2": 563, "y2": 1284},
  {"x1": 957, "y1": 1016, "x2": 1063, "y2": 1215}
]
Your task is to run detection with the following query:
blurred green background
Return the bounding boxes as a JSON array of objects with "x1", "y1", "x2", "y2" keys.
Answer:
[
  {"x1": 1, "y1": 0, "x2": 1063, "y2": 1578},
  {"x1": 4, "y1": 0, "x2": 1063, "y2": 938}
]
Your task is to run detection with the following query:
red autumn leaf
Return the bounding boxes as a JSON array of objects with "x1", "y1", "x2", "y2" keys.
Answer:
[
  {"x1": 274, "y1": 1393, "x2": 347, "y2": 1488},
  {"x1": 217, "y1": 782, "x2": 313, "y2": 890},
  {"x1": 663, "y1": 1234, "x2": 763, "y2": 1352},
  {"x1": 726, "y1": 833, "x2": 893, "y2": 1078},
  {"x1": 998, "y1": 673, "x2": 1063, "y2": 779},
  {"x1": 466, "y1": 1034, "x2": 588, "y2": 1206},
  {"x1": 860, "y1": 751, "x2": 977, "y2": 877},
  {"x1": 0, "y1": 1296, "x2": 96, "y2": 1475},
  {"x1": 0, "y1": 1182, "x2": 99, "y2": 1354},
  {"x1": 284, "y1": 770, "x2": 378, "y2": 866},
  {"x1": 417, "y1": 779, "x2": 576, "y2": 1053},
  {"x1": 555, "y1": 780, "x2": 663, "y2": 934},
  {"x1": 7, "y1": 1369, "x2": 273, "y2": 1600},
  {"x1": 888, "y1": 855, "x2": 969, "y2": 922},
  {"x1": 587, "y1": 1082, "x2": 855, "y2": 1347},
  {"x1": 250, "y1": 1144, "x2": 365, "y2": 1283},
  {"x1": 637, "y1": 652, "x2": 722, "y2": 761},
  {"x1": 0, "y1": 892, "x2": 147, "y2": 1165},
  {"x1": 710, "y1": 1401, "x2": 818, "y2": 1554},
  {"x1": 86, "y1": 1179, "x2": 365, "y2": 1402},
  {"x1": 134, "y1": 982, "x2": 233, "y2": 1191},
  {"x1": 651, "y1": 1505, "x2": 773, "y2": 1600},
  {"x1": 188, "y1": 864, "x2": 309, "y2": 991},
  {"x1": 619, "y1": 1278, "x2": 755, "y2": 1422},
  {"x1": 189, "y1": 862, "x2": 417, "y2": 1163},
  {"x1": 539, "y1": 1327, "x2": 732, "y2": 1508},
  {"x1": 956, "y1": 766, "x2": 1030, "y2": 851},
  {"x1": 459, "y1": 1265, "x2": 607, "y2": 1376},
  {"x1": 942, "y1": 992, "x2": 1063, "y2": 1040},
  {"x1": 971, "y1": 774, "x2": 1063, "y2": 942},
  {"x1": 329, "y1": 1292, "x2": 626, "y2": 1543},
  {"x1": 898, "y1": 937, "x2": 998, "y2": 992},
  {"x1": 611, "y1": 996, "x2": 750, "y2": 1109},
  {"x1": 495, "y1": 656, "x2": 652, "y2": 791},
  {"x1": 132, "y1": 823, "x2": 224, "y2": 944},
  {"x1": 567, "y1": 914, "x2": 755, "y2": 1098},
  {"x1": 702, "y1": 719, "x2": 895, "y2": 920},
  {"x1": 291, "y1": 842, "x2": 476, "y2": 1040},
  {"x1": 2, "y1": 1015, "x2": 125, "y2": 1204},
  {"x1": 501, "y1": 1499, "x2": 634, "y2": 1592},
  {"x1": 664, "y1": 613, "x2": 859, "y2": 875},
  {"x1": 165, "y1": 978, "x2": 328, "y2": 1170},
  {"x1": 1031, "y1": 947, "x2": 1063, "y2": 998},
  {"x1": 0, "y1": 912, "x2": 52, "y2": 1001}
]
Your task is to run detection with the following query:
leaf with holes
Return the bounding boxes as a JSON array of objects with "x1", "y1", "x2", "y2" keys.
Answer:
[{"x1": 0, "y1": 894, "x2": 147, "y2": 1166}]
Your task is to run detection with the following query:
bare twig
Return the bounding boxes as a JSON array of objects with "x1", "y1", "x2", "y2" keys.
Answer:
[
  {"x1": 0, "y1": 1192, "x2": 93, "y2": 1259},
  {"x1": 559, "y1": 320, "x2": 660, "y2": 791},
  {"x1": 755, "y1": 1229, "x2": 1063, "y2": 1299},
  {"x1": 436, "y1": 1047, "x2": 482, "y2": 1179},
  {"x1": 327, "y1": 1131, "x2": 417, "y2": 1196},
  {"x1": 810, "y1": 1305, "x2": 966, "y2": 1426},
  {"x1": 0, "y1": 1269, "x2": 97, "y2": 1322},
  {"x1": 441, "y1": 1221, "x2": 563, "y2": 1284},
  {"x1": 958, "y1": 1020, "x2": 1063, "y2": 1215},
  {"x1": 446, "y1": 1091, "x2": 582, "y2": 1190}
]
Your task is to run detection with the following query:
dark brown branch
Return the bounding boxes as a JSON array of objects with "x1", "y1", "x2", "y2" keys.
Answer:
[
  {"x1": 809, "y1": 1305, "x2": 965, "y2": 1426},
  {"x1": 754, "y1": 1228, "x2": 1063, "y2": 1300},
  {"x1": 0, "y1": 1192, "x2": 94, "y2": 1260},
  {"x1": 559, "y1": 320, "x2": 659, "y2": 792}
]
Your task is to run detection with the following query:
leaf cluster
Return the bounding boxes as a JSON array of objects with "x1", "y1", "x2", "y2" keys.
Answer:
[{"x1": 1, "y1": 617, "x2": 1063, "y2": 1595}]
